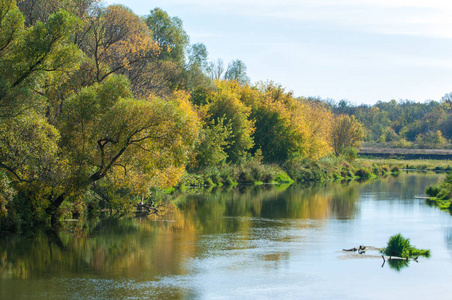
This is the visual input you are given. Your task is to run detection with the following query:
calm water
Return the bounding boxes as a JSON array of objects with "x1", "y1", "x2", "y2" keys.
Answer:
[{"x1": 1, "y1": 172, "x2": 452, "y2": 299}]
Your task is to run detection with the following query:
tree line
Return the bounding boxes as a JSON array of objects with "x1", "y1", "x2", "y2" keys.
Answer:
[
  {"x1": 0, "y1": 0, "x2": 362, "y2": 232},
  {"x1": 324, "y1": 97, "x2": 452, "y2": 149}
]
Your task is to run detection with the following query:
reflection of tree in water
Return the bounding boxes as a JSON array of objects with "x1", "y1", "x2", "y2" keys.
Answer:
[
  {"x1": 386, "y1": 259, "x2": 410, "y2": 272},
  {"x1": 1, "y1": 182, "x2": 364, "y2": 279},
  {"x1": 174, "y1": 181, "x2": 362, "y2": 236},
  {"x1": 5, "y1": 176, "x2": 425, "y2": 283},
  {"x1": 331, "y1": 181, "x2": 360, "y2": 220},
  {"x1": 363, "y1": 172, "x2": 444, "y2": 202},
  {"x1": 0, "y1": 214, "x2": 196, "y2": 285}
]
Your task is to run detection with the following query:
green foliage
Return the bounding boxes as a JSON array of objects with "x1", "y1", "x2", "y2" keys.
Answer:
[
  {"x1": 207, "y1": 81, "x2": 255, "y2": 163},
  {"x1": 190, "y1": 117, "x2": 232, "y2": 171},
  {"x1": 380, "y1": 165, "x2": 391, "y2": 174},
  {"x1": 391, "y1": 166, "x2": 401, "y2": 173},
  {"x1": 329, "y1": 98, "x2": 452, "y2": 149},
  {"x1": 425, "y1": 171, "x2": 452, "y2": 210},
  {"x1": 383, "y1": 233, "x2": 430, "y2": 258},
  {"x1": 354, "y1": 168, "x2": 372, "y2": 179},
  {"x1": 3, "y1": 1, "x2": 428, "y2": 234},
  {"x1": 224, "y1": 59, "x2": 250, "y2": 85},
  {"x1": 393, "y1": 138, "x2": 413, "y2": 148},
  {"x1": 146, "y1": 7, "x2": 189, "y2": 65},
  {"x1": 416, "y1": 130, "x2": 447, "y2": 149},
  {"x1": 250, "y1": 97, "x2": 299, "y2": 163},
  {"x1": 0, "y1": 7, "x2": 81, "y2": 118},
  {"x1": 342, "y1": 146, "x2": 358, "y2": 162}
]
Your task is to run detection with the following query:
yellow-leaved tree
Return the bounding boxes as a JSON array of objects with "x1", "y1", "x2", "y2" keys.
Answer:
[
  {"x1": 53, "y1": 76, "x2": 200, "y2": 224},
  {"x1": 331, "y1": 114, "x2": 364, "y2": 157}
]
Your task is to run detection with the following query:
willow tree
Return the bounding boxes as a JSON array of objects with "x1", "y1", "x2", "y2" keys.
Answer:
[
  {"x1": 0, "y1": 3, "x2": 200, "y2": 230},
  {"x1": 48, "y1": 76, "x2": 200, "y2": 225}
]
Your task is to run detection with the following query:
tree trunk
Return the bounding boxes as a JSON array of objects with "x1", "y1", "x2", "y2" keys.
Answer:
[{"x1": 46, "y1": 193, "x2": 66, "y2": 228}]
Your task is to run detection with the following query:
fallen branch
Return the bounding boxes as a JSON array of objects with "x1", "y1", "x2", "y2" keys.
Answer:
[{"x1": 381, "y1": 255, "x2": 418, "y2": 262}]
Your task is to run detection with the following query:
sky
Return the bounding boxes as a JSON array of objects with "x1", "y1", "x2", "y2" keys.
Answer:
[{"x1": 106, "y1": 0, "x2": 452, "y2": 105}]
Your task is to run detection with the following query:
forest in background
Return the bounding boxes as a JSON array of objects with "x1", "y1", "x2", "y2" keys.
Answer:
[
  {"x1": 325, "y1": 97, "x2": 452, "y2": 149},
  {"x1": 0, "y1": 0, "x2": 443, "y2": 233}
]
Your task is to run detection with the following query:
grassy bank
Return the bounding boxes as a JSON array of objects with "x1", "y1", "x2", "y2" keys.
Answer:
[
  {"x1": 425, "y1": 172, "x2": 452, "y2": 212},
  {"x1": 177, "y1": 156, "x2": 401, "y2": 190},
  {"x1": 357, "y1": 158, "x2": 452, "y2": 171}
]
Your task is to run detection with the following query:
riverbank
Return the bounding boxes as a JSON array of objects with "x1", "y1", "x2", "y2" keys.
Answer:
[
  {"x1": 357, "y1": 158, "x2": 452, "y2": 172},
  {"x1": 0, "y1": 156, "x2": 441, "y2": 237},
  {"x1": 177, "y1": 156, "x2": 402, "y2": 191},
  {"x1": 424, "y1": 172, "x2": 452, "y2": 213}
]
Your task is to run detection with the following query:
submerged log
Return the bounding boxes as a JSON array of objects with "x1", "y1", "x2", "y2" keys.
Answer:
[
  {"x1": 382, "y1": 255, "x2": 418, "y2": 262},
  {"x1": 381, "y1": 255, "x2": 418, "y2": 268}
]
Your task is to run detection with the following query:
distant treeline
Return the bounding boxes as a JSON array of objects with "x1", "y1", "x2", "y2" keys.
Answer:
[{"x1": 320, "y1": 98, "x2": 452, "y2": 149}]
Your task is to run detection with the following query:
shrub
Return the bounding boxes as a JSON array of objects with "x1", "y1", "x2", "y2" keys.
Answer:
[
  {"x1": 354, "y1": 168, "x2": 371, "y2": 179},
  {"x1": 383, "y1": 233, "x2": 430, "y2": 258},
  {"x1": 380, "y1": 165, "x2": 390, "y2": 174},
  {"x1": 274, "y1": 171, "x2": 293, "y2": 184},
  {"x1": 178, "y1": 173, "x2": 204, "y2": 187},
  {"x1": 342, "y1": 146, "x2": 358, "y2": 161},
  {"x1": 425, "y1": 185, "x2": 441, "y2": 198},
  {"x1": 391, "y1": 166, "x2": 401, "y2": 173}
]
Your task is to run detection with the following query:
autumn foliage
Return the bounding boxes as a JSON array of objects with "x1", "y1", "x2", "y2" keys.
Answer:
[{"x1": 0, "y1": 0, "x2": 363, "y2": 232}]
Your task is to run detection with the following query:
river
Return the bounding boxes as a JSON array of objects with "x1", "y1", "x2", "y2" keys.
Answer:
[{"x1": 1, "y1": 172, "x2": 451, "y2": 299}]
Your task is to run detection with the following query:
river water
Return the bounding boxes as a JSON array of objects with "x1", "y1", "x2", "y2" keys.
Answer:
[{"x1": 1, "y1": 172, "x2": 451, "y2": 299}]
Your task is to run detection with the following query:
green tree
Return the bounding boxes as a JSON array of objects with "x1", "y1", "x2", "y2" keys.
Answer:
[
  {"x1": 224, "y1": 59, "x2": 250, "y2": 85},
  {"x1": 416, "y1": 130, "x2": 447, "y2": 149},
  {"x1": 208, "y1": 58, "x2": 225, "y2": 81},
  {"x1": 0, "y1": 7, "x2": 81, "y2": 118},
  {"x1": 185, "y1": 43, "x2": 211, "y2": 92},
  {"x1": 17, "y1": 0, "x2": 99, "y2": 27},
  {"x1": 145, "y1": 7, "x2": 189, "y2": 65},
  {"x1": 190, "y1": 118, "x2": 232, "y2": 170},
  {"x1": 207, "y1": 81, "x2": 254, "y2": 163}
]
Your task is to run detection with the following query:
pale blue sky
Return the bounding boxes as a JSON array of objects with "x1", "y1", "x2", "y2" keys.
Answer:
[{"x1": 107, "y1": 0, "x2": 452, "y2": 105}]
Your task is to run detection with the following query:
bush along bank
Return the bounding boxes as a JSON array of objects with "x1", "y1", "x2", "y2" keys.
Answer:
[
  {"x1": 177, "y1": 156, "x2": 401, "y2": 190},
  {"x1": 425, "y1": 172, "x2": 452, "y2": 212}
]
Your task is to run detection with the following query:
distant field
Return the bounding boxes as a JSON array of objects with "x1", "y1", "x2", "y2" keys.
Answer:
[
  {"x1": 359, "y1": 147, "x2": 452, "y2": 159},
  {"x1": 357, "y1": 158, "x2": 452, "y2": 171}
]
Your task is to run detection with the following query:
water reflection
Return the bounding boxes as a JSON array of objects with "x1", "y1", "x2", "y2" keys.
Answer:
[
  {"x1": 445, "y1": 228, "x2": 452, "y2": 258},
  {"x1": 0, "y1": 173, "x2": 449, "y2": 299},
  {"x1": 386, "y1": 259, "x2": 410, "y2": 271},
  {"x1": 1, "y1": 181, "x2": 361, "y2": 282}
]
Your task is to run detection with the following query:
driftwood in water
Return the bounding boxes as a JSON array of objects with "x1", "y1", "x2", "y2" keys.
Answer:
[
  {"x1": 381, "y1": 255, "x2": 418, "y2": 262},
  {"x1": 342, "y1": 245, "x2": 367, "y2": 253},
  {"x1": 381, "y1": 255, "x2": 418, "y2": 268}
]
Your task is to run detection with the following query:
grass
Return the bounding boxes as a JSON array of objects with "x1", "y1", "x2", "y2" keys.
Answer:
[
  {"x1": 383, "y1": 233, "x2": 430, "y2": 258},
  {"x1": 179, "y1": 156, "x2": 412, "y2": 191}
]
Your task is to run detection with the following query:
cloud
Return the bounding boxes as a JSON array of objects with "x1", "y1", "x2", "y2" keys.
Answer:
[{"x1": 150, "y1": 0, "x2": 452, "y2": 38}]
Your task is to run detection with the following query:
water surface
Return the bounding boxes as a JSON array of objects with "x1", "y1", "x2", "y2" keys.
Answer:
[{"x1": 1, "y1": 172, "x2": 451, "y2": 299}]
